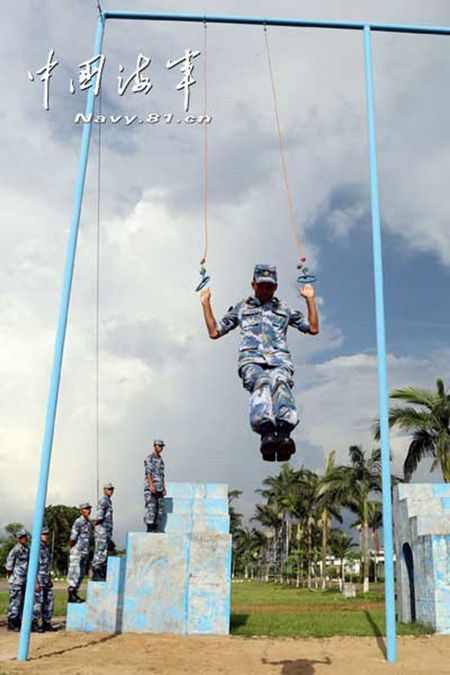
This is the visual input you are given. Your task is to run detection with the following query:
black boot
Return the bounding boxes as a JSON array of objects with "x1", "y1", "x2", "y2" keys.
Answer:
[
  {"x1": 92, "y1": 566, "x2": 104, "y2": 581},
  {"x1": 259, "y1": 423, "x2": 278, "y2": 462},
  {"x1": 68, "y1": 588, "x2": 83, "y2": 604},
  {"x1": 7, "y1": 618, "x2": 20, "y2": 632},
  {"x1": 146, "y1": 523, "x2": 156, "y2": 533},
  {"x1": 42, "y1": 621, "x2": 57, "y2": 632},
  {"x1": 276, "y1": 422, "x2": 296, "y2": 462},
  {"x1": 31, "y1": 620, "x2": 43, "y2": 633}
]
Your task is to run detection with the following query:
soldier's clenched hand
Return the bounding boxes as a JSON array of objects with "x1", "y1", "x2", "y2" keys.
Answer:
[
  {"x1": 300, "y1": 284, "x2": 315, "y2": 299},
  {"x1": 200, "y1": 287, "x2": 211, "y2": 304}
]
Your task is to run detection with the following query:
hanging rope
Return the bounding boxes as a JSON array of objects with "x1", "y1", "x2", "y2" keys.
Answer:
[
  {"x1": 263, "y1": 25, "x2": 316, "y2": 284},
  {"x1": 195, "y1": 20, "x2": 211, "y2": 292},
  {"x1": 95, "y1": 88, "x2": 102, "y2": 504},
  {"x1": 201, "y1": 20, "x2": 209, "y2": 266}
]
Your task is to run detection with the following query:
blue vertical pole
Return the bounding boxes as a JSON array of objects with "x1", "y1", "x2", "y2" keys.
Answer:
[
  {"x1": 17, "y1": 14, "x2": 106, "y2": 661},
  {"x1": 363, "y1": 25, "x2": 396, "y2": 663}
]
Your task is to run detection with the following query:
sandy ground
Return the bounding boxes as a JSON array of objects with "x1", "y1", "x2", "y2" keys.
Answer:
[{"x1": 0, "y1": 631, "x2": 449, "y2": 675}]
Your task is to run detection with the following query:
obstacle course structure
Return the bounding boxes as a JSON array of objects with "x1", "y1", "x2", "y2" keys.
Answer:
[
  {"x1": 67, "y1": 482, "x2": 231, "y2": 635},
  {"x1": 19, "y1": 6, "x2": 450, "y2": 663},
  {"x1": 394, "y1": 483, "x2": 450, "y2": 634}
]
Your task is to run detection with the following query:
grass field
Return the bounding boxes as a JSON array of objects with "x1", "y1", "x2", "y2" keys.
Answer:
[{"x1": 0, "y1": 581, "x2": 432, "y2": 638}]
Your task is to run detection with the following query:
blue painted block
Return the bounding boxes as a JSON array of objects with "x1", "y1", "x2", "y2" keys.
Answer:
[
  {"x1": 66, "y1": 483, "x2": 232, "y2": 636},
  {"x1": 394, "y1": 483, "x2": 450, "y2": 634},
  {"x1": 66, "y1": 602, "x2": 87, "y2": 631}
]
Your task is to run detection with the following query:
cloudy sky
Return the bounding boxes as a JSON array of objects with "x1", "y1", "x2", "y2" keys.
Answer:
[{"x1": 1, "y1": 0, "x2": 449, "y2": 545}]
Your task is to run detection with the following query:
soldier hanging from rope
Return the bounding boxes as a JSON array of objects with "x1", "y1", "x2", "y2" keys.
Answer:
[{"x1": 200, "y1": 264, "x2": 319, "y2": 462}]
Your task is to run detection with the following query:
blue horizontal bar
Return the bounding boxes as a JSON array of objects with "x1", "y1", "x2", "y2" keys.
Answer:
[{"x1": 104, "y1": 10, "x2": 450, "y2": 36}]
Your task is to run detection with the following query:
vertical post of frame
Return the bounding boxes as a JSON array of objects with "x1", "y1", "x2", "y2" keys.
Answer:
[
  {"x1": 17, "y1": 14, "x2": 106, "y2": 662},
  {"x1": 363, "y1": 24, "x2": 397, "y2": 663}
]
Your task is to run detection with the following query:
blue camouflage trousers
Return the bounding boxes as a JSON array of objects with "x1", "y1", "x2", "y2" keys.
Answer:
[
  {"x1": 33, "y1": 585, "x2": 54, "y2": 623},
  {"x1": 67, "y1": 548, "x2": 89, "y2": 590},
  {"x1": 240, "y1": 364, "x2": 298, "y2": 433},
  {"x1": 144, "y1": 491, "x2": 165, "y2": 527},
  {"x1": 92, "y1": 524, "x2": 111, "y2": 570},
  {"x1": 8, "y1": 583, "x2": 25, "y2": 622}
]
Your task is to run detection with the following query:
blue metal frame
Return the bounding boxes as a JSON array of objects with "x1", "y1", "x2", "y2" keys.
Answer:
[
  {"x1": 19, "y1": 7, "x2": 449, "y2": 663},
  {"x1": 363, "y1": 25, "x2": 396, "y2": 662},
  {"x1": 17, "y1": 14, "x2": 106, "y2": 662}
]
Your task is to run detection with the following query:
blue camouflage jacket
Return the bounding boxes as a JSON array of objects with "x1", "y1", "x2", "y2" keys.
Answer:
[
  {"x1": 38, "y1": 543, "x2": 52, "y2": 586},
  {"x1": 5, "y1": 543, "x2": 29, "y2": 586},
  {"x1": 216, "y1": 296, "x2": 310, "y2": 371},
  {"x1": 70, "y1": 516, "x2": 92, "y2": 555},
  {"x1": 96, "y1": 495, "x2": 113, "y2": 534},
  {"x1": 144, "y1": 453, "x2": 165, "y2": 493}
]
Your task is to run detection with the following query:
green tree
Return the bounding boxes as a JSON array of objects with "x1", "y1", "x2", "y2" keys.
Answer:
[
  {"x1": 228, "y1": 489, "x2": 243, "y2": 538},
  {"x1": 329, "y1": 530, "x2": 356, "y2": 584},
  {"x1": 317, "y1": 451, "x2": 343, "y2": 588},
  {"x1": 319, "y1": 445, "x2": 382, "y2": 593},
  {"x1": 44, "y1": 505, "x2": 79, "y2": 576},
  {"x1": 375, "y1": 379, "x2": 450, "y2": 482}
]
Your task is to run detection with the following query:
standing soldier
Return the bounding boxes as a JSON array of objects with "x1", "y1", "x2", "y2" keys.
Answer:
[
  {"x1": 92, "y1": 482, "x2": 115, "y2": 581},
  {"x1": 144, "y1": 439, "x2": 166, "y2": 533},
  {"x1": 67, "y1": 503, "x2": 92, "y2": 603},
  {"x1": 5, "y1": 529, "x2": 29, "y2": 631},
  {"x1": 33, "y1": 526, "x2": 56, "y2": 632},
  {"x1": 199, "y1": 264, "x2": 319, "y2": 461}
]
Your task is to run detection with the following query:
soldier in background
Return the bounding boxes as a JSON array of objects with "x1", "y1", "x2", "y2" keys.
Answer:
[
  {"x1": 67, "y1": 502, "x2": 92, "y2": 603},
  {"x1": 5, "y1": 529, "x2": 29, "y2": 631},
  {"x1": 144, "y1": 440, "x2": 166, "y2": 533},
  {"x1": 92, "y1": 482, "x2": 115, "y2": 581},
  {"x1": 200, "y1": 264, "x2": 319, "y2": 462},
  {"x1": 33, "y1": 526, "x2": 57, "y2": 632}
]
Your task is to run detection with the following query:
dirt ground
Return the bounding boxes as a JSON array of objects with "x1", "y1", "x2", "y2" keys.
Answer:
[{"x1": 0, "y1": 630, "x2": 449, "y2": 675}]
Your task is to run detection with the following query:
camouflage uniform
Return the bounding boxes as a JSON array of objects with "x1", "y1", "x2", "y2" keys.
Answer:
[
  {"x1": 33, "y1": 540, "x2": 53, "y2": 624},
  {"x1": 217, "y1": 293, "x2": 310, "y2": 433},
  {"x1": 67, "y1": 516, "x2": 92, "y2": 590},
  {"x1": 144, "y1": 453, "x2": 165, "y2": 529},
  {"x1": 92, "y1": 494, "x2": 113, "y2": 573},
  {"x1": 5, "y1": 538, "x2": 29, "y2": 625}
]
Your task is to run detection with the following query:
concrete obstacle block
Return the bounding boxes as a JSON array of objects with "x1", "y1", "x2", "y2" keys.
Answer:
[
  {"x1": 66, "y1": 556, "x2": 125, "y2": 632},
  {"x1": 66, "y1": 482, "x2": 232, "y2": 635},
  {"x1": 394, "y1": 483, "x2": 450, "y2": 634}
]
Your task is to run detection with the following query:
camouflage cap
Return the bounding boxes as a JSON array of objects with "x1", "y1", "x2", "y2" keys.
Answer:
[
  {"x1": 41, "y1": 526, "x2": 50, "y2": 535},
  {"x1": 153, "y1": 439, "x2": 165, "y2": 447},
  {"x1": 79, "y1": 502, "x2": 92, "y2": 509},
  {"x1": 103, "y1": 482, "x2": 114, "y2": 489},
  {"x1": 16, "y1": 529, "x2": 28, "y2": 538},
  {"x1": 253, "y1": 264, "x2": 277, "y2": 285}
]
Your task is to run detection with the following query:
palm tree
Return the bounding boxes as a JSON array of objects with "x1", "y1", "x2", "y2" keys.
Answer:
[
  {"x1": 369, "y1": 501, "x2": 383, "y2": 582},
  {"x1": 351, "y1": 500, "x2": 383, "y2": 583},
  {"x1": 375, "y1": 378, "x2": 450, "y2": 482},
  {"x1": 228, "y1": 489, "x2": 243, "y2": 538},
  {"x1": 258, "y1": 464, "x2": 301, "y2": 563},
  {"x1": 317, "y1": 451, "x2": 343, "y2": 588},
  {"x1": 252, "y1": 502, "x2": 282, "y2": 580},
  {"x1": 329, "y1": 530, "x2": 356, "y2": 587},
  {"x1": 294, "y1": 469, "x2": 321, "y2": 588},
  {"x1": 319, "y1": 446, "x2": 382, "y2": 593}
]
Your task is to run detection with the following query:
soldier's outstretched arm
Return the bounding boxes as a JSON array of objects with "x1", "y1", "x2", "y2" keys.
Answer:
[
  {"x1": 200, "y1": 287, "x2": 220, "y2": 339},
  {"x1": 300, "y1": 284, "x2": 319, "y2": 335}
]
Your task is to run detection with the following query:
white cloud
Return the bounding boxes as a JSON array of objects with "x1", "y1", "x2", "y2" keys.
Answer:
[{"x1": 1, "y1": 0, "x2": 449, "y2": 541}]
